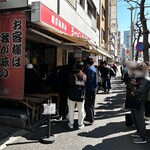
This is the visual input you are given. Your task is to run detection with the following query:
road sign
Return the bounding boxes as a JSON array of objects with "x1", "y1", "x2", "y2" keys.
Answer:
[{"x1": 136, "y1": 42, "x2": 144, "y2": 52}]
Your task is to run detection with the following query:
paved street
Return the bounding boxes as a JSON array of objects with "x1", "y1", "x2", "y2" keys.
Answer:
[{"x1": 1, "y1": 76, "x2": 150, "y2": 150}]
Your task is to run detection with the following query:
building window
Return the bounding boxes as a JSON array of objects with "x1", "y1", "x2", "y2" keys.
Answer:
[
  {"x1": 101, "y1": 29, "x2": 105, "y2": 43},
  {"x1": 67, "y1": 0, "x2": 77, "y2": 8},
  {"x1": 87, "y1": 0, "x2": 96, "y2": 19},
  {"x1": 79, "y1": 0, "x2": 85, "y2": 9},
  {"x1": 102, "y1": 5, "x2": 106, "y2": 18}
]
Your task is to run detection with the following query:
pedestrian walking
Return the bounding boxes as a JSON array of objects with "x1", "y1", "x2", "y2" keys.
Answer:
[
  {"x1": 84, "y1": 57, "x2": 97, "y2": 124},
  {"x1": 68, "y1": 61, "x2": 87, "y2": 129}
]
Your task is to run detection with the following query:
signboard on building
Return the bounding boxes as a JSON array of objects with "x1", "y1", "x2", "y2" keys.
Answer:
[
  {"x1": 0, "y1": 0, "x2": 28, "y2": 10},
  {"x1": 0, "y1": 12, "x2": 26, "y2": 100},
  {"x1": 31, "y1": 2, "x2": 90, "y2": 40}
]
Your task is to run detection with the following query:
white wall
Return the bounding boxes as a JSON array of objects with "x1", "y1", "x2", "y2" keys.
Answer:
[
  {"x1": 60, "y1": 0, "x2": 99, "y2": 44},
  {"x1": 28, "y1": 0, "x2": 57, "y2": 13},
  {"x1": 29, "y1": 0, "x2": 99, "y2": 45}
]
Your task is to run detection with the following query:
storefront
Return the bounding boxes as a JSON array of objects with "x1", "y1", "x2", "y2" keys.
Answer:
[{"x1": 0, "y1": 0, "x2": 111, "y2": 128}]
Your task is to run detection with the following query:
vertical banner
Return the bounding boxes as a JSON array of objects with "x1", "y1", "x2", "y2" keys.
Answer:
[{"x1": 0, "y1": 12, "x2": 26, "y2": 100}]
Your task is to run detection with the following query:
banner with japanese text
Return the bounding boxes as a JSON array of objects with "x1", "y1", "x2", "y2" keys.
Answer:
[{"x1": 0, "y1": 12, "x2": 26, "y2": 100}]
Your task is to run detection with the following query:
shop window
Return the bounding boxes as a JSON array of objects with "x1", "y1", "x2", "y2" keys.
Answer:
[
  {"x1": 67, "y1": 0, "x2": 77, "y2": 8},
  {"x1": 97, "y1": 13, "x2": 100, "y2": 30},
  {"x1": 79, "y1": 0, "x2": 85, "y2": 9}
]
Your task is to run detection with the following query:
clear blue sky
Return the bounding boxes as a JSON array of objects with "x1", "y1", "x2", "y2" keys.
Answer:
[{"x1": 117, "y1": 0, "x2": 131, "y2": 44}]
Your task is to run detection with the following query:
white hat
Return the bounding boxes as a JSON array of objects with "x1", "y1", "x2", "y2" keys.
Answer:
[{"x1": 26, "y1": 64, "x2": 34, "y2": 69}]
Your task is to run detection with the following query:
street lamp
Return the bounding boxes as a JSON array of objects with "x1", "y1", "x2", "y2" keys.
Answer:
[{"x1": 128, "y1": 6, "x2": 135, "y2": 61}]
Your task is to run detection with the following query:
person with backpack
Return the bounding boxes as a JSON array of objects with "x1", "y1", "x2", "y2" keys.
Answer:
[
  {"x1": 84, "y1": 57, "x2": 97, "y2": 124},
  {"x1": 68, "y1": 61, "x2": 87, "y2": 129}
]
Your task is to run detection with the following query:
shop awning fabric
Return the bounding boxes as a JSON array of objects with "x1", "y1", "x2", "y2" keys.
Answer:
[{"x1": 27, "y1": 22, "x2": 112, "y2": 58}]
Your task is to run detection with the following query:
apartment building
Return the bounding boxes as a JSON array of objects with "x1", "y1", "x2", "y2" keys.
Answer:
[{"x1": 108, "y1": 0, "x2": 118, "y2": 62}]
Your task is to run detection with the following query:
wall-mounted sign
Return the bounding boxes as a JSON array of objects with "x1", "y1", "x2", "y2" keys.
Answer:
[
  {"x1": 31, "y1": 2, "x2": 90, "y2": 40},
  {"x1": 0, "y1": 0, "x2": 28, "y2": 10},
  {"x1": 0, "y1": 12, "x2": 26, "y2": 100}
]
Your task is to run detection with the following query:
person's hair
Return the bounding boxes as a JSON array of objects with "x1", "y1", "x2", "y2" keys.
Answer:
[
  {"x1": 86, "y1": 57, "x2": 94, "y2": 65},
  {"x1": 103, "y1": 60, "x2": 107, "y2": 65},
  {"x1": 75, "y1": 61, "x2": 84, "y2": 70}
]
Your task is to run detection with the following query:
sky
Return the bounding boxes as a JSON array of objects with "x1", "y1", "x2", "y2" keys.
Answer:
[{"x1": 117, "y1": 0, "x2": 150, "y2": 44}]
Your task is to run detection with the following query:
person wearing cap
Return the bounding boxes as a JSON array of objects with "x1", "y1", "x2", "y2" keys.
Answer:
[{"x1": 84, "y1": 57, "x2": 97, "y2": 124}]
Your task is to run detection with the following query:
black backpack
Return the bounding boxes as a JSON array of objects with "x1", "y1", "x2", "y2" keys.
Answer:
[{"x1": 68, "y1": 74, "x2": 85, "y2": 102}]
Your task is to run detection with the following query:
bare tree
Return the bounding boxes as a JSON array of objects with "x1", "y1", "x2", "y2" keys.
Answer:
[
  {"x1": 124, "y1": 0, "x2": 150, "y2": 61},
  {"x1": 140, "y1": 0, "x2": 149, "y2": 61}
]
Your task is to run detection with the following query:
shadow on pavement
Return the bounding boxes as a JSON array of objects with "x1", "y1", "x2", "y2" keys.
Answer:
[
  {"x1": 82, "y1": 133, "x2": 150, "y2": 150},
  {"x1": 78, "y1": 121, "x2": 132, "y2": 138}
]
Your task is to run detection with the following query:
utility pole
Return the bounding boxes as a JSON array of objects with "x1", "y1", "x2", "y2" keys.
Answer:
[{"x1": 128, "y1": 6, "x2": 134, "y2": 61}]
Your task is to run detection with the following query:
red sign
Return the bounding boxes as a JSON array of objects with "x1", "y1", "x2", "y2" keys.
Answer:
[
  {"x1": 40, "y1": 3, "x2": 90, "y2": 40},
  {"x1": 0, "y1": 12, "x2": 26, "y2": 100}
]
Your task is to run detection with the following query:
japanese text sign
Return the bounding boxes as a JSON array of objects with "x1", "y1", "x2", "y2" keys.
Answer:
[
  {"x1": 0, "y1": 12, "x2": 26, "y2": 100},
  {"x1": 39, "y1": 3, "x2": 90, "y2": 40}
]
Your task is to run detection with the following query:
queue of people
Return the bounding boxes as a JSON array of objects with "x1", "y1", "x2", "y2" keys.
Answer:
[
  {"x1": 24, "y1": 57, "x2": 117, "y2": 130},
  {"x1": 124, "y1": 61, "x2": 150, "y2": 144}
]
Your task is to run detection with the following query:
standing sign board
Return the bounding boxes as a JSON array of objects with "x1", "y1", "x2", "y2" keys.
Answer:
[{"x1": 0, "y1": 12, "x2": 26, "y2": 100}]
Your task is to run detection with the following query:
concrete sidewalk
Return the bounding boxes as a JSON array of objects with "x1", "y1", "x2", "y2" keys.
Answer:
[{"x1": 1, "y1": 76, "x2": 150, "y2": 150}]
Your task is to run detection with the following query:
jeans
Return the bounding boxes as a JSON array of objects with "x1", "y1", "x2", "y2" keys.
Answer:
[
  {"x1": 102, "y1": 76, "x2": 111, "y2": 92},
  {"x1": 68, "y1": 99, "x2": 85, "y2": 126}
]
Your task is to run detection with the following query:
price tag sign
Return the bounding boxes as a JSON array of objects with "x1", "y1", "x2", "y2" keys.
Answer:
[{"x1": 43, "y1": 103, "x2": 56, "y2": 115}]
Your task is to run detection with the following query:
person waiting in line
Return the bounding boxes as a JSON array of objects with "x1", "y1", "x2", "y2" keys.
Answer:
[
  {"x1": 67, "y1": 61, "x2": 87, "y2": 129},
  {"x1": 24, "y1": 63, "x2": 42, "y2": 94},
  {"x1": 46, "y1": 66, "x2": 62, "y2": 93},
  {"x1": 95, "y1": 64, "x2": 102, "y2": 93},
  {"x1": 125, "y1": 62, "x2": 150, "y2": 144},
  {"x1": 24, "y1": 63, "x2": 52, "y2": 94},
  {"x1": 100, "y1": 61, "x2": 115, "y2": 93},
  {"x1": 84, "y1": 57, "x2": 97, "y2": 125},
  {"x1": 111, "y1": 63, "x2": 118, "y2": 74},
  {"x1": 59, "y1": 57, "x2": 76, "y2": 120}
]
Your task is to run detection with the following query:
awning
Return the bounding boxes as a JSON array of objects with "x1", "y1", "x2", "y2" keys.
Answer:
[{"x1": 27, "y1": 22, "x2": 112, "y2": 58}]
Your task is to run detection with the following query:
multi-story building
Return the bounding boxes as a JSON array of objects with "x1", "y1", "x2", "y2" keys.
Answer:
[
  {"x1": 107, "y1": 0, "x2": 118, "y2": 62},
  {"x1": 120, "y1": 44, "x2": 126, "y2": 63},
  {"x1": 124, "y1": 30, "x2": 131, "y2": 60}
]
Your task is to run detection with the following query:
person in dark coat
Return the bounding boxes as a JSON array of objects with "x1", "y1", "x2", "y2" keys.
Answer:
[
  {"x1": 84, "y1": 57, "x2": 97, "y2": 124},
  {"x1": 125, "y1": 62, "x2": 150, "y2": 144},
  {"x1": 59, "y1": 57, "x2": 76, "y2": 120},
  {"x1": 24, "y1": 64, "x2": 42, "y2": 94}
]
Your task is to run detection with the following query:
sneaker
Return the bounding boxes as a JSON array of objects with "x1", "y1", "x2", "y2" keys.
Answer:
[
  {"x1": 132, "y1": 138, "x2": 147, "y2": 144},
  {"x1": 130, "y1": 132, "x2": 140, "y2": 138},
  {"x1": 78, "y1": 124, "x2": 85, "y2": 130},
  {"x1": 84, "y1": 121, "x2": 93, "y2": 125},
  {"x1": 68, "y1": 122, "x2": 73, "y2": 129}
]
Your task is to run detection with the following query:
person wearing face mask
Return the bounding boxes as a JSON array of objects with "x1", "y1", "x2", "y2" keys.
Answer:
[{"x1": 126, "y1": 62, "x2": 150, "y2": 144}]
